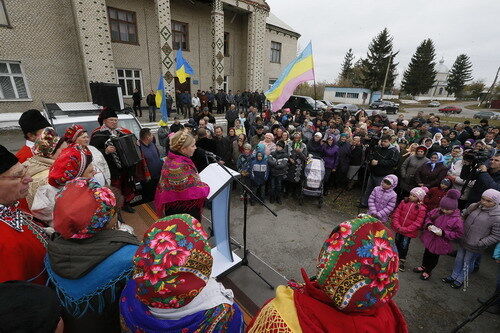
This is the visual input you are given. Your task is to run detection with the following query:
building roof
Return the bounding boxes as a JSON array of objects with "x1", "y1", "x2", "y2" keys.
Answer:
[
  {"x1": 436, "y1": 59, "x2": 449, "y2": 74},
  {"x1": 266, "y1": 12, "x2": 300, "y2": 37}
]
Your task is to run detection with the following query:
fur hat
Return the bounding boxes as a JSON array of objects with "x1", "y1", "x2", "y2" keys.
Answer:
[
  {"x1": 410, "y1": 186, "x2": 429, "y2": 202},
  {"x1": 18, "y1": 109, "x2": 51, "y2": 136},
  {"x1": 439, "y1": 189, "x2": 461, "y2": 210},
  {"x1": 0, "y1": 145, "x2": 18, "y2": 174}
]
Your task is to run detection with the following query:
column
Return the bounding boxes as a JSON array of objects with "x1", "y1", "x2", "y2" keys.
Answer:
[
  {"x1": 211, "y1": 0, "x2": 224, "y2": 90},
  {"x1": 246, "y1": 8, "x2": 268, "y2": 91},
  {"x1": 156, "y1": 0, "x2": 175, "y2": 95},
  {"x1": 71, "y1": 0, "x2": 116, "y2": 86}
]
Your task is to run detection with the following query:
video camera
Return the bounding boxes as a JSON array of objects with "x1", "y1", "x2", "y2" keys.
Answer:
[{"x1": 463, "y1": 150, "x2": 490, "y2": 168}]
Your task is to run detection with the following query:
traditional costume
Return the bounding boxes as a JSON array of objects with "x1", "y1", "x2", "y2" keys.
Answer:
[
  {"x1": 89, "y1": 109, "x2": 136, "y2": 206},
  {"x1": 248, "y1": 215, "x2": 408, "y2": 333},
  {"x1": 155, "y1": 151, "x2": 210, "y2": 221},
  {"x1": 0, "y1": 145, "x2": 48, "y2": 285},
  {"x1": 45, "y1": 178, "x2": 139, "y2": 333},
  {"x1": 120, "y1": 214, "x2": 243, "y2": 333},
  {"x1": 15, "y1": 109, "x2": 51, "y2": 163}
]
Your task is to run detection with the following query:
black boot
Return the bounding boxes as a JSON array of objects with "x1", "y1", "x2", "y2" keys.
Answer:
[{"x1": 122, "y1": 203, "x2": 135, "y2": 213}]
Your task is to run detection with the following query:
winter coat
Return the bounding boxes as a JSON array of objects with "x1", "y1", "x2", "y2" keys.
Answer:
[
  {"x1": 268, "y1": 149, "x2": 289, "y2": 177},
  {"x1": 447, "y1": 158, "x2": 466, "y2": 191},
  {"x1": 259, "y1": 140, "x2": 277, "y2": 156},
  {"x1": 391, "y1": 200, "x2": 427, "y2": 238},
  {"x1": 337, "y1": 141, "x2": 352, "y2": 173},
  {"x1": 368, "y1": 175, "x2": 398, "y2": 222},
  {"x1": 287, "y1": 142, "x2": 307, "y2": 183},
  {"x1": 350, "y1": 145, "x2": 364, "y2": 166},
  {"x1": 369, "y1": 146, "x2": 399, "y2": 177},
  {"x1": 307, "y1": 140, "x2": 324, "y2": 159},
  {"x1": 400, "y1": 155, "x2": 429, "y2": 192},
  {"x1": 237, "y1": 153, "x2": 252, "y2": 177},
  {"x1": 468, "y1": 170, "x2": 500, "y2": 204},
  {"x1": 415, "y1": 162, "x2": 448, "y2": 188},
  {"x1": 250, "y1": 157, "x2": 268, "y2": 185},
  {"x1": 214, "y1": 136, "x2": 233, "y2": 164},
  {"x1": 423, "y1": 187, "x2": 448, "y2": 211},
  {"x1": 322, "y1": 143, "x2": 339, "y2": 170},
  {"x1": 460, "y1": 202, "x2": 500, "y2": 253},
  {"x1": 420, "y1": 208, "x2": 464, "y2": 255}
]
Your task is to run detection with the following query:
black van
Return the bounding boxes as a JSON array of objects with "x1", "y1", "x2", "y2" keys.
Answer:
[{"x1": 282, "y1": 95, "x2": 322, "y2": 115}]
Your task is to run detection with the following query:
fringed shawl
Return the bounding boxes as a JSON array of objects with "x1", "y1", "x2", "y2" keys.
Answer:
[{"x1": 155, "y1": 151, "x2": 210, "y2": 214}]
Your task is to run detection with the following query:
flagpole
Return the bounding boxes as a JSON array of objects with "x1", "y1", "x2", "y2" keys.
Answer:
[{"x1": 311, "y1": 41, "x2": 317, "y2": 111}]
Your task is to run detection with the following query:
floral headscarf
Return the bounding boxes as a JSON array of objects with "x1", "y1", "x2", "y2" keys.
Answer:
[
  {"x1": 48, "y1": 144, "x2": 93, "y2": 188},
  {"x1": 32, "y1": 127, "x2": 60, "y2": 158},
  {"x1": 132, "y1": 214, "x2": 212, "y2": 309},
  {"x1": 63, "y1": 124, "x2": 86, "y2": 143},
  {"x1": 53, "y1": 177, "x2": 116, "y2": 239},
  {"x1": 295, "y1": 215, "x2": 399, "y2": 312}
]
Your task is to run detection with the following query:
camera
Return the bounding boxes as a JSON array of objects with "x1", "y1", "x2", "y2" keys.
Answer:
[{"x1": 463, "y1": 150, "x2": 490, "y2": 168}]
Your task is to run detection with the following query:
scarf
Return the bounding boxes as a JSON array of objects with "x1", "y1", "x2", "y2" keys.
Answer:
[
  {"x1": 155, "y1": 151, "x2": 210, "y2": 214},
  {"x1": 120, "y1": 280, "x2": 243, "y2": 333},
  {"x1": 292, "y1": 140, "x2": 303, "y2": 150},
  {"x1": 427, "y1": 152, "x2": 444, "y2": 171}
]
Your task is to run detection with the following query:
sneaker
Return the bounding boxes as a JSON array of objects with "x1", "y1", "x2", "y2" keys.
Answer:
[
  {"x1": 450, "y1": 281, "x2": 463, "y2": 289},
  {"x1": 441, "y1": 277, "x2": 455, "y2": 284},
  {"x1": 399, "y1": 260, "x2": 406, "y2": 272}
]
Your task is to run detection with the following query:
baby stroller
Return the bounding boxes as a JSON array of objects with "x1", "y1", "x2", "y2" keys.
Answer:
[{"x1": 299, "y1": 157, "x2": 325, "y2": 208}]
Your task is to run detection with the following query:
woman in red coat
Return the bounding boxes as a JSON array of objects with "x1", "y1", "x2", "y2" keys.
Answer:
[
  {"x1": 247, "y1": 215, "x2": 408, "y2": 333},
  {"x1": 391, "y1": 186, "x2": 428, "y2": 271}
]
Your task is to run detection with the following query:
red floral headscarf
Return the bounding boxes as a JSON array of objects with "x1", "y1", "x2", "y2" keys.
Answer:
[
  {"x1": 48, "y1": 144, "x2": 93, "y2": 188},
  {"x1": 132, "y1": 214, "x2": 212, "y2": 309},
  {"x1": 63, "y1": 124, "x2": 86, "y2": 143},
  {"x1": 296, "y1": 215, "x2": 399, "y2": 312},
  {"x1": 32, "y1": 127, "x2": 60, "y2": 158}
]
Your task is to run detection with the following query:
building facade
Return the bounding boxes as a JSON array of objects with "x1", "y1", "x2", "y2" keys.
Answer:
[
  {"x1": 0, "y1": 0, "x2": 299, "y2": 113},
  {"x1": 323, "y1": 86, "x2": 372, "y2": 105},
  {"x1": 415, "y1": 59, "x2": 456, "y2": 101}
]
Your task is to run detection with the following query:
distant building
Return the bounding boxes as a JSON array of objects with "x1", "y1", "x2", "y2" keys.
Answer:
[
  {"x1": 323, "y1": 87, "x2": 371, "y2": 105},
  {"x1": 0, "y1": 0, "x2": 299, "y2": 113},
  {"x1": 415, "y1": 59, "x2": 456, "y2": 101}
]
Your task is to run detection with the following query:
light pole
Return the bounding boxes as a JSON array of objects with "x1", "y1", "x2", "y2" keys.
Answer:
[{"x1": 380, "y1": 54, "x2": 393, "y2": 101}]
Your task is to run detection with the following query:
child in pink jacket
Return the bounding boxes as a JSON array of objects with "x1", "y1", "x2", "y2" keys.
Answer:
[
  {"x1": 391, "y1": 186, "x2": 428, "y2": 271},
  {"x1": 368, "y1": 174, "x2": 398, "y2": 223}
]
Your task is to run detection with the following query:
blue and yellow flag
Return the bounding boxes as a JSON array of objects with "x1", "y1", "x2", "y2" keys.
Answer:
[
  {"x1": 156, "y1": 76, "x2": 168, "y2": 126},
  {"x1": 175, "y1": 49, "x2": 194, "y2": 84}
]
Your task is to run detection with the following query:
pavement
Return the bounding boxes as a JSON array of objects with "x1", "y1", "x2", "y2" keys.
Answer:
[{"x1": 226, "y1": 190, "x2": 499, "y2": 332}]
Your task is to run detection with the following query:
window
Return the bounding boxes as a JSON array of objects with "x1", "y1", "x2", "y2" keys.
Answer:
[
  {"x1": 270, "y1": 41, "x2": 281, "y2": 63},
  {"x1": 269, "y1": 79, "x2": 277, "y2": 89},
  {"x1": 0, "y1": 0, "x2": 10, "y2": 27},
  {"x1": 346, "y1": 92, "x2": 359, "y2": 98},
  {"x1": 108, "y1": 7, "x2": 138, "y2": 44},
  {"x1": 0, "y1": 61, "x2": 30, "y2": 100},
  {"x1": 116, "y1": 69, "x2": 143, "y2": 97},
  {"x1": 224, "y1": 32, "x2": 230, "y2": 57},
  {"x1": 172, "y1": 20, "x2": 189, "y2": 51},
  {"x1": 335, "y1": 92, "x2": 346, "y2": 98}
]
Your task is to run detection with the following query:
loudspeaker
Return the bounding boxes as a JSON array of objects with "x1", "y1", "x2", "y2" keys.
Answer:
[{"x1": 89, "y1": 82, "x2": 124, "y2": 111}]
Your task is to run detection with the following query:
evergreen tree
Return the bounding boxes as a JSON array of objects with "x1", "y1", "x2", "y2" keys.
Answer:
[
  {"x1": 339, "y1": 48, "x2": 355, "y2": 82},
  {"x1": 361, "y1": 28, "x2": 399, "y2": 92},
  {"x1": 401, "y1": 39, "x2": 437, "y2": 96},
  {"x1": 351, "y1": 59, "x2": 365, "y2": 88},
  {"x1": 446, "y1": 54, "x2": 473, "y2": 97}
]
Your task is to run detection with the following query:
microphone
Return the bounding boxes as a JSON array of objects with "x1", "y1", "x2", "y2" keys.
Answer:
[{"x1": 204, "y1": 150, "x2": 222, "y2": 162}]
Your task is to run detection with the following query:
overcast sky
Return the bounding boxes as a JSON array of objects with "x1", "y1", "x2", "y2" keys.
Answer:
[{"x1": 267, "y1": 0, "x2": 500, "y2": 86}]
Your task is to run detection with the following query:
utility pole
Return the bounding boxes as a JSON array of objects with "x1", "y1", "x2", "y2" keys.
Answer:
[
  {"x1": 479, "y1": 66, "x2": 500, "y2": 107},
  {"x1": 380, "y1": 54, "x2": 393, "y2": 101}
]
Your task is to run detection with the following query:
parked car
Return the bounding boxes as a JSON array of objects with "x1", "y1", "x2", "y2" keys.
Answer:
[
  {"x1": 428, "y1": 101, "x2": 440, "y2": 107},
  {"x1": 320, "y1": 100, "x2": 334, "y2": 108},
  {"x1": 473, "y1": 111, "x2": 498, "y2": 120},
  {"x1": 332, "y1": 103, "x2": 360, "y2": 115},
  {"x1": 315, "y1": 100, "x2": 328, "y2": 110},
  {"x1": 282, "y1": 95, "x2": 322, "y2": 115},
  {"x1": 369, "y1": 100, "x2": 385, "y2": 109},
  {"x1": 438, "y1": 106, "x2": 462, "y2": 114}
]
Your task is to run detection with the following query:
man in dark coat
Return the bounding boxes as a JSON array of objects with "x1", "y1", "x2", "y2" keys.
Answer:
[
  {"x1": 467, "y1": 153, "x2": 500, "y2": 204},
  {"x1": 225, "y1": 104, "x2": 239, "y2": 130},
  {"x1": 132, "y1": 88, "x2": 142, "y2": 117},
  {"x1": 213, "y1": 126, "x2": 233, "y2": 165},
  {"x1": 216, "y1": 89, "x2": 227, "y2": 114},
  {"x1": 89, "y1": 109, "x2": 136, "y2": 213},
  {"x1": 146, "y1": 90, "x2": 156, "y2": 122},
  {"x1": 360, "y1": 135, "x2": 399, "y2": 207}
]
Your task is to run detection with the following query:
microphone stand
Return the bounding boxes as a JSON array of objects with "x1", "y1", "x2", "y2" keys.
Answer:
[{"x1": 213, "y1": 159, "x2": 277, "y2": 289}]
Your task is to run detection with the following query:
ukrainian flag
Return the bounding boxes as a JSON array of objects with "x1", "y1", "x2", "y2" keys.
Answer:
[
  {"x1": 156, "y1": 76, "x2": 168, "y2": 126},
  {"x1": 175, "y1": 49, "x2": 194, "y2": 84}
]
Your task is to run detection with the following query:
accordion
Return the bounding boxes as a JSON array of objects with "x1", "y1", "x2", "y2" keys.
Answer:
[{"x1": 110, "y1": 134, "x2": 142, "y2": 168}]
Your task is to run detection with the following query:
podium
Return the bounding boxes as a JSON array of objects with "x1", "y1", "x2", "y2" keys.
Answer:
[{"x1": 199, "y1": 163, "x2": 242, "y2": 277}]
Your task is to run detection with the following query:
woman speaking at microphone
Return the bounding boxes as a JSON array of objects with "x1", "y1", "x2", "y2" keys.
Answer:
[{"x1": 155, "y1": 129, "x2": 209, "y2": 221}]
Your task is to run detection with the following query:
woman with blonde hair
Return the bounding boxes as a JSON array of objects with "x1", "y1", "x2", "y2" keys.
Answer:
[{"x1": 155, "y1": 129, "x2": 209, "y2": 221}]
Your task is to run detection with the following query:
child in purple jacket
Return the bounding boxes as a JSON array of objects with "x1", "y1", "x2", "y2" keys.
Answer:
[
  {"x1": 413, "y1": 189, "x2": 464, "y2": 280},
  {"x1": 368, "y1": 174, "x2": 398, "y2": 223}
]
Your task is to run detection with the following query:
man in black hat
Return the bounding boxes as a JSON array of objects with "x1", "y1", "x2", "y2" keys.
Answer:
[
  {"x1": 0, "y1": 145, "x2": 48, "y2": 284},
  {"x1": 89, "y1": 109, "x2": 136, "y2": 213},
  {"x1": 16, "y1": 109, "x2": 51, "y2": 163}
]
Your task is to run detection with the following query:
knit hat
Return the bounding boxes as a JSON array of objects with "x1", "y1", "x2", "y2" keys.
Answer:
[
  {"x1": 132, "y1": 214, "x2": 212, "y2": 309},
  {"x1": 402, "y1": 120, "x2": 409, "y2": 126},
  {"x1": 441, "y1": 178, "x2": 452, "y2": 189},
  {"x1": 482, "y1": 189, "x2": 500, "y2": 205},
  {"x1": 63, "y1": 124, "x2": 86, "y2": 143},
  {"x1": 410, "y1": 186, "x2": 429, "y2": 202},
  {"x1": 48, "y1": 144, "x2": 93, "y2": 188},
  {"x1": 314, "y1": 132, "x2": 322, "y2": 139},
  {"x1": 439, "y1": 189, "x2": 461, "y2": 210},
  {"x1": 383, "y1": 174, "x2": 398, "y2": 188},
  {"x1": 416, "y1": 145, "x2": 427, "y2": 152},
  {"x1": 32, "y1": 127, "x2": 60, "y2": 158},
  {"x1": 18, "y1": 109, "x2": 51, "y2": 136},
  {"x1": 243, "y1": 143, "x2": 252, "y2": 150},
  {"x1": 53, "y1": 178, "x2": 116, "y2": 239},
  {"x1": 339, "y1": 133, "x2": 349, "y2": 138},
  {"x1": 297, "y1": 216, "x2": 399, "y2": 312},
  {"x1": 0, "y1": 145, "x2": 18, "y2": 174},
  {"x1": 276, "y1": 140, "x2": 285, "y2": 149}
]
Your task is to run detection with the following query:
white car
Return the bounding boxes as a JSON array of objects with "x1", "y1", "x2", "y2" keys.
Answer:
[{"x1": 428, "y1": 101, "x2": 440, "y2": 107}]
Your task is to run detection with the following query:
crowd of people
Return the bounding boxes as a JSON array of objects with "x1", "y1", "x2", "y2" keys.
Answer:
[{"x1": 0, "y1": 102, "x2": 499, "y2": 332}]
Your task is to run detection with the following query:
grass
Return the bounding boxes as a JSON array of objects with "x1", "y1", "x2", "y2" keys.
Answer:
[
  {"x1": 465, "y1": 103, "x2": 500, "y2": 111},
  {"x1": 438, "y1": 115, "x2": 500, "y2": 127}
]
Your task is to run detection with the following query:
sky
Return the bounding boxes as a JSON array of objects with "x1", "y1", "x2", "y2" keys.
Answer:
[{"x1": 267, "y1": 0, "x2": 500, "y2": 87}]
